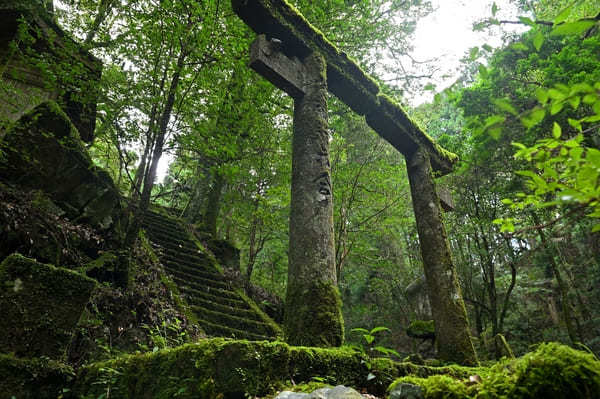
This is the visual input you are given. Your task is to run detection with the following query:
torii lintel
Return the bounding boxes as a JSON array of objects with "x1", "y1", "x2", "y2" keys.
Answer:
[{"x1": 234, "y1": 0, "x2": 458, "y2": 176}]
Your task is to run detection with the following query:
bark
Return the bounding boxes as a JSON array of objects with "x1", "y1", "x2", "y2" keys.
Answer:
[
  {"x1": 284, "y1": 52, "x2": 343, "y2": 347},
  {"x1": 124, "y1": 45, "x2": 187, "y2": 246},
  {"x1": 406, "y1": 147, "x2": 477, "y2": 365},
  {"x1": 202, "y1": 171, "x2": 225, "y2": 238}
]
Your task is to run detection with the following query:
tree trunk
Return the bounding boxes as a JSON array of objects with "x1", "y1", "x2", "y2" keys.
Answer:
[
  {"x1": 124, "y1": 46, "x2": 187, "y2": 246},
  {"x1": 202, "y1": 171, "x2": 225, "y2": 238},
  {"x1": 406, "y1": 147, "x2": 477, "y2": 365},
  {"x1": 284, "y1": 52, "x2": 343, "y2": 347}
]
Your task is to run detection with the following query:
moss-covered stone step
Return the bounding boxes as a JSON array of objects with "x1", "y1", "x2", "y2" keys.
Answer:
[
  {"x1": 171, "y1": 273, "x2": 231, "y2": 291},
  {"x1": 162, "y1": 259, "x2": 223, "y2": 281},
  {"x1": 179, "y1": 283, "x2": 241, "y2": 301},
  {"x1": 190, "y1": 296, "x2": 262, "y2": 320},
  {"x1": 183, "y1": 288, "x2": 250, "y2": 309},
  {"x1": 142, "y1": 209, "x2": 281, "y2": 340},
  {"x1": 157, "y1": 246, "x2": 210, "y2": 265},
  {"x1": 192, "y1": 306, "x2": 275, "y2": 336},
  {"x1": 144, "y1": 227, "x2": 196, "y2": 245},
  {"x1": 143, "y1": 226, "x2": 191, "y2": 243},
  {"x1": 150, "y1": 237, "x2": 205, "y2": 255},
  {"x1": 160, "y1": 255, "x2": 214, "y2": 273},
  {"x1": 196, "y1": 319, "x2": 272, "y2": 341}
]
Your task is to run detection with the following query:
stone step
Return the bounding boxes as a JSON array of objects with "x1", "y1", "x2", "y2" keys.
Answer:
[
  {"x1": 143, "y1": 222, "x2": 188, "y2": 239},
  {"x1": 190, "y1": 296, "x2": 262, "y2": 321},
  {"x1": 171, "y1": 272, "x2": 230, "y2": 291},
  {"x1": 183, "y1": 289, "x2": 249, "y2": 309},
  {"x1": 160, "y1": 253, "x2": 212, "y2": 272},
  {"x1": 162, "y1": 260, "x2": 222, "y2": 281},
  {"x1": 196, "y1": 318, "x2": 271, "y2": 341},
  {"x1": 151, "y1": 239, "x2": 205, "y2": 258},
  {"x1": 179, "y1": 284, "x2": 241, "y2": 301},
  {"x1": 159, "y1": 247, "x2": 208, "y2": 265},
  {"x1": 192, "y1": 306, "x2": 274, "y2": 337},
  {"x1": 145, "y1": 230, "x2": 198, "y2": 250}
]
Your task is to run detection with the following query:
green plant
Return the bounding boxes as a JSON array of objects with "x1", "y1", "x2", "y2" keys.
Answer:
[{"x1": 349, "y1": 326, "x2": 400, "y2": 382}]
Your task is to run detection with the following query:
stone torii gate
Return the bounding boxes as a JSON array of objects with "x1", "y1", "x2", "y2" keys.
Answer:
[{"x1": 233, "y1": 0, "x2": 477, "y2": 364}]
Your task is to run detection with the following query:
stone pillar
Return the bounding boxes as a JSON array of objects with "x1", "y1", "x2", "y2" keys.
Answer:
[
  {"x1": 284, "y1": 52, "x2": 344, "y2": 347},
  {"x1": 406, "y1": 147, "x2": 477, "y2": 365}
]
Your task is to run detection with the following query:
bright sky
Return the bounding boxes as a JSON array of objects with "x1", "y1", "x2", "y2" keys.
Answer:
[{"x1": 407, "y1": 0, "x2": 525, "y2": 104}]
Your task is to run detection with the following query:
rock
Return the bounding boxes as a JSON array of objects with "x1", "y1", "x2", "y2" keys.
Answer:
[
  {"x1": 275, "y1": 386, "x2": 364, "y2": 399},
  {"x1": 0, "y1": 253, "x2": 96, "y2": 359},
  {"x1": 276, "y1": 392, "x2": 309, "y2": 399},
  {"x1": 0, "y1": 101, "x2": 121, "y2": 230},
  {"x1": 388, "y1": 383, "x2": 424, "y2": 399},
  {"x1": 207, "y1": 238, "x2": 240, "y2": 271}
]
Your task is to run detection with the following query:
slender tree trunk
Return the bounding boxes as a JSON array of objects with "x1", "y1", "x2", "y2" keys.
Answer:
[
  {"x1": 124, "y1": 46, "x2": 187, "y2": 246},
  {"x1": 406, "y1": 147, "x2": 477, "y2": 365},
  {"x1": 533, "y1": 213, "x2": 580, "y2": 344}
]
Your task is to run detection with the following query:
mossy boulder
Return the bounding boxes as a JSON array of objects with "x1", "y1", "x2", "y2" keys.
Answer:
[
  {"x1": 0, "y1": 101, "x2": 120, "y2": 229},
  {"x1": 0, "y1": 253, "x2": 96, "y2": 359},
  {"x1": 0, "y1": 353, "x2": 74, "y2": 399},
  {"x1": 387, "y1": 342, "x2": 600, "y2": 398},
  {"x1": 70, "y1": 338, "x2": 474, "y2": 398},
  {"x1": 406, "y1": 320, "x2": 435, "y2": 341}
]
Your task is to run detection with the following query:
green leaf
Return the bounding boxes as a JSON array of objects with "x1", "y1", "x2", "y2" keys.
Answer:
[
  {"x1": 364, "y1": 335, "x2": 375, "y2": 344},
  {"x1": 512, "y1": 42, "x2": 529, "y2": 51},
  {"x1": 370, "y1": 326, "x2": 391, "y2": 334},
  {"x1": 554, "y1": 6, "x2": 573, "y2": 24},
  {"x1": 519, "y1": 16, "x2": 535, "y2": 26},
  {"x1": 521, "y1": 108, "x2": 546, "y2": 128},
  {"x1": 550, "y1": 101, "x2": 564, "y2": 115},
  {"x1": 552, "y1": 122, "x2": 562, "y2": 139},
  {"x1": 568, "y1": 95, "x2": 581, "y2": 110},
  {"x1": 482, "y1": 44, "x2": 493, "y2": 52},
  {"x1": 494, "y1": 98, "x2": 518, "y2": 115},
  {"x1": 484, "y1": 114, "x2": 506, "y2": 129},
  {"x1": 592, "y1": 224, "x2": 600, "y2": 233},
  {"x1": 551, "y1": 20, "x2": 596, "y2": 36},
  {"x1": 351, "y1": 328, "x2": 369, "y2": 334},
  {"x1": 533, "y1": 31, "x2": 544, "y2": 51},
  {"x1": 478, "y1": 64, "x2": 488, "y2": 79},
  {"x1": 568, "y1": 118, "x2": 582, "y2": 132},
  {"x1": 469, "y1": 47, "x2": 480, "y2": 60},
  {"x1": 535, "y1": 88, "x2": 549, "y2": 105},
  {"x1": 491, "y1": 2, "x2": 498, "y2": 16}
]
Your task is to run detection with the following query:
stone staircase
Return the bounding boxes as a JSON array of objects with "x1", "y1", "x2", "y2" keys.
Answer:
[{"x1": 141, "y1": 209, "x2": 281, "y2": 341}]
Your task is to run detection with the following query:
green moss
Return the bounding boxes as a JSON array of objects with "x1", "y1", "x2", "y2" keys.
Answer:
[
  {"x1": 236, "y1": 288, "x2": 284, "y2": 339},
  {"x1": 139, "y1": 230, "x2": 201, "y2": 328},
  {"x1": 232, "y1": 0, "x2": 458, "y2": 175},
  {"x1": 388, "y1": 342, "x2": 600, "y2": 399},
  {"x1": 406, "y1": 320, "x2": 435, "y2": 340},
  {"x1": 284, "y1": 281, "x2": 344, "y2": 347},
  {"x1": 0, "y1": 353, "x2": 74, "y2": 399},
  {"x1": 0, "y1": 253, "x2": 96, "y2": 360}
]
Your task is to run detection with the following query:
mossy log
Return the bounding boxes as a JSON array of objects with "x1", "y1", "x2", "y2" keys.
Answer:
[
  {"x1": 0, "y1": 253, "x2": 96, "y2": 360},
  {"x1": 233, "y1": 0, "x2": 457, "y2": 175}
]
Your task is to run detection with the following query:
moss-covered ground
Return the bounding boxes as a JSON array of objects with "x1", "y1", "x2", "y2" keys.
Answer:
[{"x1": 389, "y1": 342, "x2": 600, "y2": 399}]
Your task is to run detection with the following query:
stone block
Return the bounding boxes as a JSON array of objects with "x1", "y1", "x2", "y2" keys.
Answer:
[{"x1": 0, "y1": 253, "x2": 96, "y2": 359}]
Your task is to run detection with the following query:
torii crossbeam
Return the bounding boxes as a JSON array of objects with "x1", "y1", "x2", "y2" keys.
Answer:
[{"x1": 233, "y1": 0, "x2": 477, "y2": 364}]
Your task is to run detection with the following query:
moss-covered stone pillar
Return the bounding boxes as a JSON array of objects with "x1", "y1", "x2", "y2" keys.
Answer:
[
  {"x1": 406, "y1": 148, "x2": 477, "y2": 365},
  {"x1": 284, "y1": 52, "x2": 344, "y2": 347}
]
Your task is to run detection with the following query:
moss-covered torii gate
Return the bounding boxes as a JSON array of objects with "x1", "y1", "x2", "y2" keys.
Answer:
[{"x1": 233, "y1": 0, "x2": 477, "y2": 364}]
